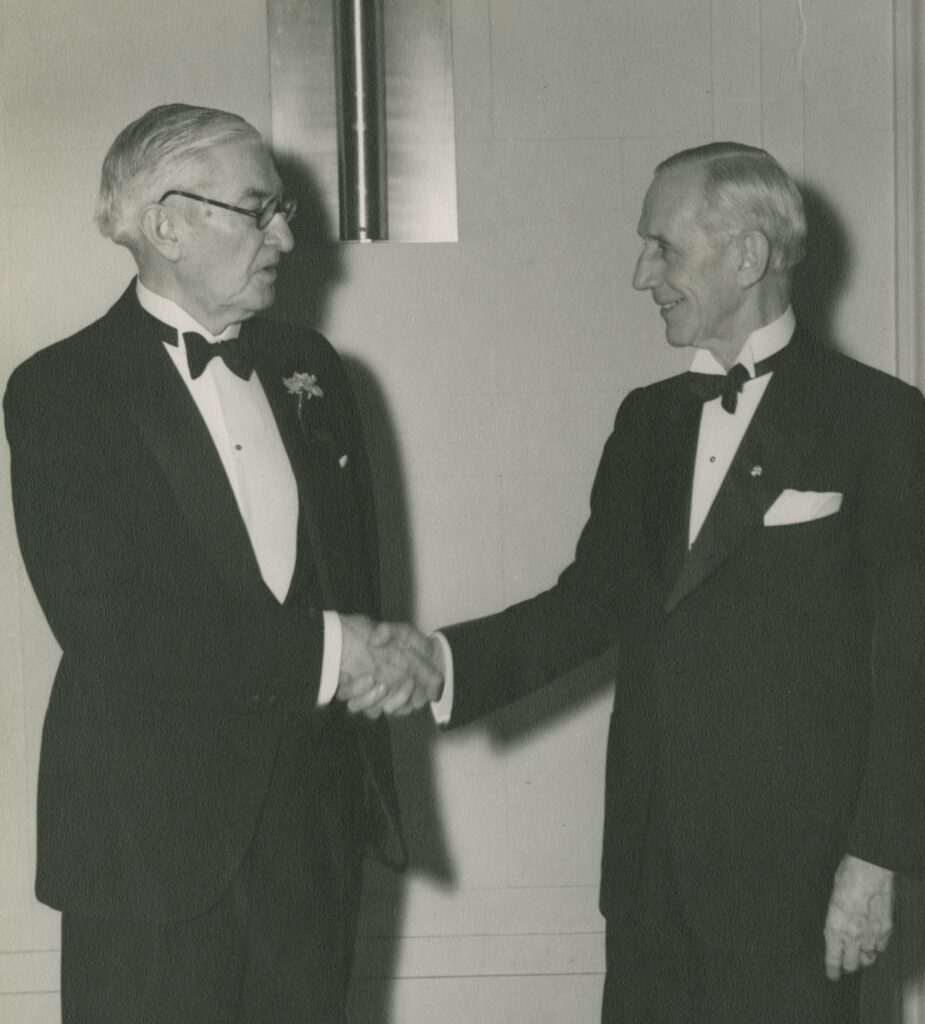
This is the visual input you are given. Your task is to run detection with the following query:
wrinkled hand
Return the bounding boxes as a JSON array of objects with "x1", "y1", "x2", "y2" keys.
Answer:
[
  {"x1": 336, "y1": 615, "x2": 444, "y2": 718},
  {"x1": 823, "y1": 854, "x2": 894, "y2": 981}
]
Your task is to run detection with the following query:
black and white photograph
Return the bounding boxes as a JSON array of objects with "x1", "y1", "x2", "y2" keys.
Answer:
[{"x1": 1, "y1": 2, "x2": 924, "y2": 1022}]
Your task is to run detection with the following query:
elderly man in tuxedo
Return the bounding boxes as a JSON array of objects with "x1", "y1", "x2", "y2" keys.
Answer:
[
  {"x1": 347, "y1": 143, "x2": 925, "y2": 1023},
  {"x1": 4, "y1": 103, "x2": 440, "y2": 1024}
]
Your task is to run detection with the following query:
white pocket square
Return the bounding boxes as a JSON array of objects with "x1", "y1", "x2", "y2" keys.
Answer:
[{"x1": 763, "y1": 489, "x2": 843, "y2": 527}]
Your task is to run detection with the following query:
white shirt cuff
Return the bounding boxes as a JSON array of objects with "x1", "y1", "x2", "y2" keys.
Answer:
[
  {"x1": 430, "y1": 631, "x2": 454, "y2": 724},
  {"x1": 317, "y1": 611, "x2": 343, "y2": 706}
]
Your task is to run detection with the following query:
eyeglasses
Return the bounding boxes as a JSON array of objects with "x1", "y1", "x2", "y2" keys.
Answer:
[{"x1": 159, "y1": 190, "x2": 297, "y2": 231}]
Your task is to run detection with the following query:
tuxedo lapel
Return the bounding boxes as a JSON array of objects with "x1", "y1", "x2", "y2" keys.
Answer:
[
  {"x1": 103, "y1": 288, "x2": 269, "y2": 601},
  {"x1": 664, "y1": 337, "x2": 825, "y2": 614},
  {"x1": 650, "y1": 381, "x2": 702, "y2": 596},
  {"x1": 106, "y1": 296, "x2": 369, "y2": 616}
]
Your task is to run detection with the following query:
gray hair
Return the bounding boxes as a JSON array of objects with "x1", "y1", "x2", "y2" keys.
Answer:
[
  {"x1": 656, "y1": 142, "x2": 807, "y2": 271},
  {"x1": 95, "y1": 103, "x2": 262, "y2": 251}
]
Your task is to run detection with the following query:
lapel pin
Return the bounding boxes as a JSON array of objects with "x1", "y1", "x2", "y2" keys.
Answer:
[
  {"x1": 750, "y1": 465, "x2": 763, "y2": 477},
  {"x1": 339, "y1": 454, "x2": 349, "y2": 468}
]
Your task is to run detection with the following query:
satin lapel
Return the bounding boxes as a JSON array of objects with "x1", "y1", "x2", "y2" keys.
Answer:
[
  {"x1": 650, "y1": 380, "x2": 703, "y2": 596},
  {"x1": 105, "y1": 290, "x2": 268, "y2": 601},
  {"x1": 252, "y1": 327, "x2": 338, "y2": 606},
  {"x1": 664, "y1": 337, "x2": 824, "y2": 615},
  {"x1": 655, "y1": 380, "x2": 704, "y2": 593}
]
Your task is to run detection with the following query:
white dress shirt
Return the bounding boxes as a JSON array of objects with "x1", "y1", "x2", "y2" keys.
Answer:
[
  {"x1": 136, "y1": 281, "x2": 341, "y2": 705},
  {"x1": 688, "y1": 306, "x2": 795, "y2": 545},
  {"x1": 432, "y1": 308, "x2": 797, "y2": 723}
]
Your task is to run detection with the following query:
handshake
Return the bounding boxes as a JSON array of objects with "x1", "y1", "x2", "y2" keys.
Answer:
[{"x1": 335, "y1": 613, "x2": 445, "y2": 719}]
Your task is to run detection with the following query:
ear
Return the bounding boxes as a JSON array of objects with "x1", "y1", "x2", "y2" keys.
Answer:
[
  {"x1": 139, "y1": 202, "x2": 183, "y2": 262},
  {"x1": 736, "y1": 230, "x2": 771, "y2": 287}
]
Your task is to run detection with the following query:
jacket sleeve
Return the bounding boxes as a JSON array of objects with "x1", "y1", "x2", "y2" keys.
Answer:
[
  {"x1": 443, "y1": 388, "x2": 656, "y2": 727},
  {"x1": 845, "y1": 379, "x2": 925, "y2": 877}
]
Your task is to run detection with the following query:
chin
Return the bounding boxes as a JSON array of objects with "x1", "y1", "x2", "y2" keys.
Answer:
[
  {"x1": 246, "y1": 287, "x2": 276, "y2": 315},
  {"x1": 665, "y1": 332, "x2": 693, "y2": 350}
]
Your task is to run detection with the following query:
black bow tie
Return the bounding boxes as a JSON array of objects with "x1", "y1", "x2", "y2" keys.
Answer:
[
  {"x1": 181, "y1": 331, "x2": 254, "y2": 380},
  {"x1": 685, "y1": 352, "x2": 782, "y2": 414}
]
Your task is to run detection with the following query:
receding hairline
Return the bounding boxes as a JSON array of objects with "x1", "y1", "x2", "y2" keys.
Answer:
[{"x1": 648, "y1": 141, "x2": 807, "y2": 270}]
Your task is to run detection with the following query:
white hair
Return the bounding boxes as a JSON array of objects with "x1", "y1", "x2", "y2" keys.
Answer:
[
  {"x1": 657, "y1": 142, "x2": 807, "y2": 271},
  {"x1": 95, "y1": 103, "x2": 262, "y2": 252}
]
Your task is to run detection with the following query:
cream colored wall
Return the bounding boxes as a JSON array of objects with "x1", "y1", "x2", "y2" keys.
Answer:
[{"x1": 1, "y1": 2, "x2": 920, "y2": 1023}]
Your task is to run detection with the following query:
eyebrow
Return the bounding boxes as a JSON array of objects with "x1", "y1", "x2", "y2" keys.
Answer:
[{"x1": 235, "y1": 187, "x2": 278, "y2": 205}]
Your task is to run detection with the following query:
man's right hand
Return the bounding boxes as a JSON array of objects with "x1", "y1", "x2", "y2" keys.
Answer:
[{"x1": 336, "y1": 614, "x2": 444, "y2": 718}]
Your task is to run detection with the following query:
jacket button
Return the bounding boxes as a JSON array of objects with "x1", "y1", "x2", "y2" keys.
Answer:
[
  {"x1": 249, "y1": 693, "x2": 261, "y2": 707},
  {"x1": 267, "y1": 694, "x2": 280, "y2": 707}
]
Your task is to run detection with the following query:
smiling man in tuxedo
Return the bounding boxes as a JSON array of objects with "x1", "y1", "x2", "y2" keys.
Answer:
[
  {"x1": 347, "y1": 143, "x2": 925, "y2": 1022},
  {"x1": 4, "y1": 103, "x2": 441, "y2": 1024}
]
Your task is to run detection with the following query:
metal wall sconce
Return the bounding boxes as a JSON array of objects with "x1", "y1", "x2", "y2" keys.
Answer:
[{"x1": 268, "y1": 0, "x2": 458, "y2": 243}]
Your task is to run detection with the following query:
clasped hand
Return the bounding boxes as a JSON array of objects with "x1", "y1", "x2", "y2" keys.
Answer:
[{"x1": 336, "y1": 614, "x2": 444, "y2": 718}]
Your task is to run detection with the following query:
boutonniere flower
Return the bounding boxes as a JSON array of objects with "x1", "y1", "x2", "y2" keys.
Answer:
[
  {"x1": 283, "y1": 372, "x2": 324, "y2": 418},
  {"x1": 284, "y1": 371, "x2": 338, "y2": 450}
]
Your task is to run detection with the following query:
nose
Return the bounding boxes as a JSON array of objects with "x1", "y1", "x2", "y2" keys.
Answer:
[
  {"x1": 266, "y1": 212, "x2": 295, "y2": 253},
  {"x1": 632, "y1": 247, "x2": 659, "y2": 291}
]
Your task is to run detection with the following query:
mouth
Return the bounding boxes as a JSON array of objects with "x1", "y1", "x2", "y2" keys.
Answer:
[
  {"x1": 256, "y1": 267, "x2": 278, "y2": 281},
  {"x1": 657, "y1": 299, "x2": 682, "y2": 317}
]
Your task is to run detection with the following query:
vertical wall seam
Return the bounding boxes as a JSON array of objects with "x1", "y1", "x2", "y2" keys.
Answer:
[{"x1": 892, "y1": 0, "x2": 919, "y2": 387}]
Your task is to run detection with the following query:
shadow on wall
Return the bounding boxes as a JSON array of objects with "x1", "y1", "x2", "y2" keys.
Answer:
[
  {"x1": 270, "y1": 151, "x2": 454, "y2": 1024},
  {"x1": 791, "y1": 182, "x2": 854, "y2": 353},
  {"x1": 270, "y1": 152, "x2": 345, "y2": 329},
  {"x1": 484, "y1": 646, "x2": 620, "y2": 746}
]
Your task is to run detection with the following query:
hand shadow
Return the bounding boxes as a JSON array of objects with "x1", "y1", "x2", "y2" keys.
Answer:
[{"x1": 270, "y1": 150, "x2": 454, "y2": 1023}]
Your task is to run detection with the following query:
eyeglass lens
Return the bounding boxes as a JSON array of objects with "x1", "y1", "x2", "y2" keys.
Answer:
[{"x1": 257, "y1": 197, "x2": 297, "y2": 230}]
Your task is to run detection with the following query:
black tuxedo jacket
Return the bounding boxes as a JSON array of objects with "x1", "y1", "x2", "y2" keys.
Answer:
[
  {"x1": 444, "y1": 332, "x2": 925, "y2": 953},
  {"x1": 4, "y1": 283, "x2": 405, "y2": 922}
]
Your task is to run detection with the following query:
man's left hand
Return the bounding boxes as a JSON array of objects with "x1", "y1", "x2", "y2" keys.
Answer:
[{"x1": 823, "y1": 854, "x2": 894, "y2": 981}]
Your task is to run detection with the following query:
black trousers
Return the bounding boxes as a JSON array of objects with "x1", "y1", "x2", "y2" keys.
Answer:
[
  {"x1": 61, "y1": 707, "x2": 365, "y2": 1024},
  {"x1": 601, "y1": 814, "x2": 861, "y2": 1024}
]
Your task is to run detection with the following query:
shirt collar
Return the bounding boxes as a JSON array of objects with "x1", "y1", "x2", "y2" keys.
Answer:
[
  {"x1": 136, "y1": 279, "x2": 241, "y2": 342},
  {"x1": 689, "y1": 306, "x2": 796, "y2": 376}
]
